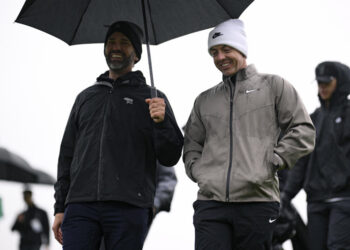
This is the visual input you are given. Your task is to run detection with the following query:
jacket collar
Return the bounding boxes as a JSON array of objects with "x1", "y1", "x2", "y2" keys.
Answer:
[
  {"x1": 236, "y1": 64, "x2": 257, "y2": 81},
  {"x1": 223, "y1": 64, "x2": 257, "y2": 84},
  {"x1": 96, "y1": 70, "x2": 147, "y2": 87}
]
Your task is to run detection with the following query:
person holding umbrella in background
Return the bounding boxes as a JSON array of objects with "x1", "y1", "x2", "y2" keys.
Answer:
[
  {"x1": 282, "y1": 61, "x2": 350, "y2": 250},
  {"x1": 52, "y1": 20, "x2": 183, "y2": 250},
  {"x1": 12, "y1": 188, "x2": 50, "y2": 250},
  {"x1": 183, "y1": 19, "x2": 315, "y2": 249}
]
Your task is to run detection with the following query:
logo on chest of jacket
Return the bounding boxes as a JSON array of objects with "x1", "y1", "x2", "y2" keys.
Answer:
[
  {"x1": 269, "y1": 218, "x2": 277, "y2": 223},
  {"x1": 123, "y1": 97, "x2": 134, "y2": 105},
  {"x1": 245, "y1": 89, "x2": 259, "y2": 94},
  {"x1": 335, "y1": 117, "x2": 342, "y2": 124}
]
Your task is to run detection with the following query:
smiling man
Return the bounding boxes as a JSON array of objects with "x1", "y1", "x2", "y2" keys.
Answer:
[
  {"x1": 51, "y1": 21, "x2": 183, "y2": 250},
  {"x1": 183, "y1": 19, "x2": 316, "y2": 250}
]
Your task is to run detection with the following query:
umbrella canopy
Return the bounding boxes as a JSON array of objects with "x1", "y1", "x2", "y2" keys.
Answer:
[
  {"x1": 0, "y1": 147, "x2": 55, "y2": 185},
  {"x1": 15, "y1": 0, "x2": 253, "y2": 97},
  {"x1": 15, "y1": 0, "x2": 254, "y2": 45}
]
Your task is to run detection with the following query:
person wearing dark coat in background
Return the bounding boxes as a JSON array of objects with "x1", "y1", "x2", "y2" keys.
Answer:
[
  {"x1": 282, "y1": 61, "x2": 350, "y2": 250},
  {"x1": 100, "y1": 161, "x2": 177, "y2": 250},
  {"x1": 272, "y1": 169, "x2": 308, "y2": 250},
  {"x1": 152, "y1": 162, "x2": 177, "y2": 218},
  {"x1": 51, "y1": 21, "x2": 183, "y2": 250},
  {"x1": 12, "y1": 189, "x2": 50, "y2": 250}
]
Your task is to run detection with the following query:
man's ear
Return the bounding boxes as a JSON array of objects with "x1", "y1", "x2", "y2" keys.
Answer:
[{"x1": 134, "y1": 56, "x2": 139, "y2": 63}]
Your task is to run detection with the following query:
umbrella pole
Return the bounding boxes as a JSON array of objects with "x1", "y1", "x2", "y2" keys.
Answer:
[{"x1": 141, "y1": 0, "x2": 157, "y2": 98}]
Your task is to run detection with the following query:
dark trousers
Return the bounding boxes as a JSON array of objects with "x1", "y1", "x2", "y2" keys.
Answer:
[
  {"x1": 19, "y1": 245, "x2": 40, "y2": 250},
  {"x1": 99, "y1": 213, "x2": 154, "y2": 250},
  {"x1": 193, "y1": 200, "x2": 279, "y2": 250},
  {"x1": 307, "y1": 200, "x2": 350, "y2": 250},
  {"x1": 291, "y1": 212, "x2": 308, "y2": 250},
  {"x1": 61, "y1": 201, "x2": 150, "y2": 250}
]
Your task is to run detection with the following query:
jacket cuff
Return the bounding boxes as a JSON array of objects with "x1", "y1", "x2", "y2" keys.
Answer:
[
  {"x1": 153, "y1": 113, "x2": 170, "y2": 129},
  {"x1": 54, "y1": 204, "x2": 65, "y2": 215},
  {"x1": 186, "y1": 158, "x2": 198, "y2": 182},
  {"x1": 272, "y1": 153, "x2": 285, "y2": 170}
]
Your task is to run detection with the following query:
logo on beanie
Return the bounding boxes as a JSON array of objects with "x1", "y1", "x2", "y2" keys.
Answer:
[{"x1": 212, "y1": 32, "x2": 223, "y2": 39}]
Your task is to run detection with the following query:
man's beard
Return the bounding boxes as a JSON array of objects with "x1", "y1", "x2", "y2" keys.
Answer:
[{"x1": 105, "y1": 50, "x2": 135, "y2": 74}]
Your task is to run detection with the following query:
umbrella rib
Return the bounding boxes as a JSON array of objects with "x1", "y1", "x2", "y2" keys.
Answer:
[
  {"x1": 214, "y1": 0, "x2": 234, "y2": 18},
  {"x1": 68, "y1": 0, "x2": 94, "y2": 45},
  {"x1": 146, "y1": 0, "x2": 158, "y2": 44}
]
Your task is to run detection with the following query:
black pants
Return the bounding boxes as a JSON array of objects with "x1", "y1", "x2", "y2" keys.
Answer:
[
  {"x1": 291, "y1": 212, "x2": 308, "y2": 250},
  {"x1": 308, "y1": 200, "x2": 350, "y2": 250},
  {"x1": 99, "y1": 212, "x2": 154, "y2": 250},
  {"x1": 19, "y1": 244, "x2": 40, "y2": 250},
  {"x1": 61, "y1": 201, "x2": 150, "y2": 250},
  {"x1": 193, "y1": 200, "x2": 279, "y2": 250}
]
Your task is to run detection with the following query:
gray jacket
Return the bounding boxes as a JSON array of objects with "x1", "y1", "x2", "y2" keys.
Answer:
[{"x1": 183, "y1": 65, "x2": 315, "y2": 203}]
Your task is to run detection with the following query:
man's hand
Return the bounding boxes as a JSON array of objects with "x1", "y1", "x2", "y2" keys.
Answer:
[
  {"x1": 52, "y1": 213, "x2": 64, "y2": 245},
  {"x1": 145, "y1": 98, "x2": 166, "y2": 123},
  {"x1": 17, "y1": 213, "x2": 25, "y2": 223}
]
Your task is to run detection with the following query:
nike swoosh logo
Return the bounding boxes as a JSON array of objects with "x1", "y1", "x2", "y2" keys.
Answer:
[
  {"x1": 245, "y1": 89, "x2": 258, "y2": 94},
  {"x1": 269, "y1": 218, "x2": 277, "y2": 223}
]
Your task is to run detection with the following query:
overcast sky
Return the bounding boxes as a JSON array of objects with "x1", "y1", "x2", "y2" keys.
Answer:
[{"x1": 1, "y1": 0, "x2": 350, "y2": 249}]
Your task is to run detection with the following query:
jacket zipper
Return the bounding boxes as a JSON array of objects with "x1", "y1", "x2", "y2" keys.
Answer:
[
  {"x1": 226, "y1": 80, "x2": 234, "y2": 202},
  {"x1": 97, "y1": 85, "x2": 114, "y2": 200}
]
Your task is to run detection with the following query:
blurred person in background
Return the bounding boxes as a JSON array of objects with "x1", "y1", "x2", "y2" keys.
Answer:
[
  {"x1": 151, "y1": 162, "x2": 178, "y2": 222},
  {"x1": 12, "y1": 188, "x2": 50, "y2": 250},
  {"x1": 272, "y1": 169, "x2": 308, "y2": 250},
  {"x1": 282, "y1": 61, "x2": 350, "y2": 250}
]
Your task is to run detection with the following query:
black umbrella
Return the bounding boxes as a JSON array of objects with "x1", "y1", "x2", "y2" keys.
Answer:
[
  {"x1": 0, "y1": 147, "x2": 55, "y2": 185},
  {"x1": 15, "y1": 0, "x2": 254, "y2": 96}
]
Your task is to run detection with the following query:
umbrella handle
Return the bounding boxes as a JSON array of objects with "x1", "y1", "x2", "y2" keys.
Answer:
[
  {"x1": 142, "y1": 0, "x2": 157, "y2": 98},
  {"x1": 145, "y1": 42, "x2": 157, "y2": 98},
  {"x1": 150, "y1": 86, "x2": 157, "y2": 98}
]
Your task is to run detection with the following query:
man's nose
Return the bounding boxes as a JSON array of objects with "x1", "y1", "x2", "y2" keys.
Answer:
[
  {"x1": 111, "y1": 42, "x2": 121, "y2": 50},
  {"x1": 215, "y1": 51, "x2": 225, "y2": 60}
]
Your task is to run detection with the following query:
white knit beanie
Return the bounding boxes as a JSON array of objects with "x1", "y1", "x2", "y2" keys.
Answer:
[{"x1": 208, "y1": 19, "x2": 248, "y2": 57}]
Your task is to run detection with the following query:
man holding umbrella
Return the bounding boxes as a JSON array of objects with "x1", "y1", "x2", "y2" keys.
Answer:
[
  {"x1": 183, "y1": 19, "x2": 315, "y2": 249},
  {"x1": 52, "y1": 21, "x2": 183, "y2": 250}
]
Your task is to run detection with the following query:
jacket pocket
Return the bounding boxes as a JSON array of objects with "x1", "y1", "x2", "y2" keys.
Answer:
[
  {"x1": 321, "y1": 145, "x2": 350, "y2": 191},
  {"x1": 235, "y1": 139, "x2": 275, "y2": 185},
  {"x1": 262, "y1": 147, "x2": 276, "y2": 182}
]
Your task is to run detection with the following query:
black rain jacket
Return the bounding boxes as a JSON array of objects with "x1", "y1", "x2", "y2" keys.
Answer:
[
  {"x1": 54, "y1": 71, "x2": 183, "y2": 214},
  {"x1": 12, "y1": 204, "x2": 50, "y2": 247},
  {"x1": 283, "y1": 62, "x2": 350, "y2": 202}
]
